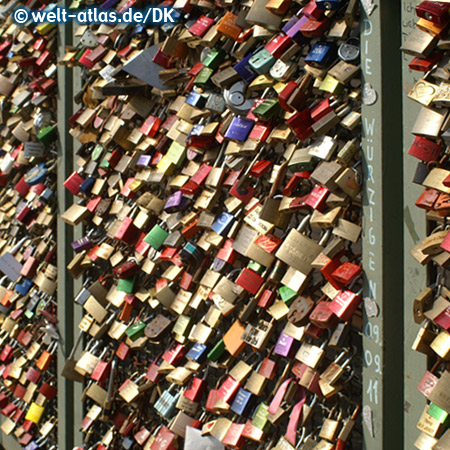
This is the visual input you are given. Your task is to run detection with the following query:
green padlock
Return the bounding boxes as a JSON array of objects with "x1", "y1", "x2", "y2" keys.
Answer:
[
  {"x1": 207, "y1": 339, "x2": 226, "y2": 362},
  {"x1": 427, "y1": 403, "x2": 450, "y2": 425},
  {"x1": 125, "y1": 321, "x2": 146, "y2": 341},
  {"x1": 193, "y1": 67, "x2": 214, "y2": 86},
  {"x1": 35, "y1": 298, "x2": 46, "y2": 316},
  {"x1": 99, "y1": 151, "x2": 112, "y2": 169},
  {"x1": 251, "y1": 402, "x2": 272, "y2": 432},
  {"x1": 74, "y1": 47, "x2": 87, "y2": 62},
  {"x1": 253, "y1": 98, "x2": 282, "y2": 121},
  {"x1": 247, "y1": 260, "x2": 264, "y2": 273},
  {"x1": 143, "y1": 224, "x2": 169, "y2": 250},
  {"x1": 117, "y1": 274, "x2": 136, "y2": 294},
  {"x1": 201, "y1": 48, "x2": 226, "y2": 70},
  {"x1": 91, "y1": 144, "x2": 104, "y2": 161},
  {"x1": 37, "y1": 125, "x2": 57, "y2": 147},
  {"x1": 279, "y1": 285, "x2": 297, "y2": 305}
]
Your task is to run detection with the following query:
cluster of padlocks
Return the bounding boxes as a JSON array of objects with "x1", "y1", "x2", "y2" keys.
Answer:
[
  {"x1": 0, "y1": 0, "x2": 366, "y2": 448},
  {"x1": 403, "y1": 2, "x2": 450, "y2": 449},
  {"x1": 0, "y1": 1, "x2": 59, "y2": 448},
  {"x1": 59, "y1": 1, "x2": 364, "y2": 449}
]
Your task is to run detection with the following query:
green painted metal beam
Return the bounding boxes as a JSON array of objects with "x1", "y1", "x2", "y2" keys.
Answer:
[
  {"x1": 361, "y1": 2, "x2": 404, "y2": 448},
  {"x1": 57, "y1": 11, "x2": 76, "y2": 450}
]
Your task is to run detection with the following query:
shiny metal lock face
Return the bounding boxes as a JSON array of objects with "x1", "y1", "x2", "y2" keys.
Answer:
[
  {"x1": 205, "y1": 93, "x2": 226, "y2": 113},
  {"x1": 338, "y1": 38, "x2": 360, "y2": 62},
  {"x1": 224, "y1": 81, "x2": 254, "y2": 115},
  {"x1": 80, "y1": 29, "x2": 98, "y2": 48},
  {"x1": 269, "y1": 59, "x2": 296, "y2": 81},
  {"x1": 34, "y1": 111, "x2": 52, "y2": 133}
]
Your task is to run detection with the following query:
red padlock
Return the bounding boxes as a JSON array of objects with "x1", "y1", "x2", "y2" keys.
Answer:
[
  {"x1": 305, "y1": 185, "x2": 330, "y2": 211},
  {"x1": 162, "y1": 341, "x2": 186, "y2": 365},
  {"x1": 235, "y1": 268, "x2": 265, "y2": 295},
  {"x1": 331, "y1": 262, "x2": 362, "y2": 286},
  {"x1": 408, "y1": 136, "x2": 442, "y2": 162},
  {"x1": 184, "y1": 376, "x2": 207, "y2": 403},
  {"x1": 329, "y1": 289, "x2": 363, "y2": 322},
  {"x1": 416, "y1": 1, "x2": 450, "y2": 26},
  {"x1": 113, "y1": 260, "x2": 140, "y2": 279},
  {"x1": 309, "y1": 300, "x2": 339, "y2": 328},
  {"x1": 150, "y1": 426, "x2": 177, "y2": 450},
  {"x1": 217, "y1": 375, "x2": 240, "y2": 403}
]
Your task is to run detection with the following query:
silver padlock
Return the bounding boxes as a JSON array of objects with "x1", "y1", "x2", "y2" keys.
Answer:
[
  {"x1": 338, "y1": 37, "x2": 360, "y2": 62},
  {"x1": 224, "y1": 81, "x2": 254, "y2": 115}
]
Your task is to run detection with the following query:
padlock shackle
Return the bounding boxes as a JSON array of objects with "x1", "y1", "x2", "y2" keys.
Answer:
[
  {"x1": 295, "y1": 427, "x2": 307, "y2": 448},
  {"x1": 297, "y1": 213, "x2": 311, "y2": 233},
  {"x1": 318, "y1": 229, "x2": 332, "y2": 246},
  {"x1": 106, "y1": 359, "x2": 116, "y2": 402}
]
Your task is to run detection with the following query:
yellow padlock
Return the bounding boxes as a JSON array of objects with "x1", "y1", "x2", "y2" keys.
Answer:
[{"x1": 25, "y1": 402, "x2": 45, "y2": 424}]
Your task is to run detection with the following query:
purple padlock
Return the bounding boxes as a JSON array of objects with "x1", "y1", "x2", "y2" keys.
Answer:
[
  {"x1": 137, "y1": 154, "x2": 152, "y2": 167},
  {"x1": 224, "y1": 117, "x2": 254, "y2": 142},
  {"x1": 71, "y1": 236, "x2": 94, "y2": 253},
  {"x1": 273, "y1": 331, "x2": 296, "y2": 358},
  {"x1": 213, "y1": 257, "x2": 227, "y2": 272},
  {"x1": 164, "y1": 190, "x2": 188, "y2": 213},
  {"x1": 282, "y1": 13, "x2": 300, "y2": 34},
  {"x1": 285, "y1": 15, "x2": 310, "y2": 45}
]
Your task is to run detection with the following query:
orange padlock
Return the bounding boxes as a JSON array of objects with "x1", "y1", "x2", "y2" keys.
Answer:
[
  {"x1": 223, "y1": 320, "x2": 246, "y2": 357},
  {"x1": 35, "y1": 342, "x2": 58, "y2": 372}
]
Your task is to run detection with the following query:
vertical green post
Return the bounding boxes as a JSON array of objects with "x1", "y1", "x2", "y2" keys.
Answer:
[
  {"x1": 72, "y1": 55, "x2": 84, "y2": 450},
  {"x1": 57, "y1": 12, "x2": 75, "y2": 450},
  {"x1": 361, "y1": 2, "x2": 404, "y2": 448}
]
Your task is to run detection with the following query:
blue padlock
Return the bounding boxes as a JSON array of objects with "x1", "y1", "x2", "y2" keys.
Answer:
[
  {"x1": 231, "y1": 387, "x2": 253, "y2": 416},
  {"x1": 186, "y1": 342, "x2": 208, "y2": 363},
  {"x1": 122, "y1": 436, "x2": 136, "y2": 450},
  {"x1": 100, "y1": 0, "x2": 120, "y2": 8},
  {"x1": 161, "y1": 10, "x2": 182, "y2": 33},
  {"x1": 39, "y1": 186, "x2": 54, "y2": 204},
  {"x1": 24, "y1": 163, "x2": 49, "y2": 186},
  {"x1": 16, "y1": 277, "x2": 33, "y2": 295},
  {"x1": 304, "y1": 41, "x2": 338, "y2": 68},
  {"x1": 224, "y1": 116, "x2": 255, "y2": 142},
  {"x1": 233, "y1": 53, "x2": 258, "y2": 83},
  {"x1": 79, "y1": 176, "x2": 95, "y2": 195},
  {"x1": 211, "y1": 211, "x2": 235, "y2": 235},
  {"x1": 186, "y1": 91, "x2": 207, "y2": 109},
  {"x1": 24, "y1": 436, "x2": 48, "y2": 450},
  {"x1": 213, "y1": 257, "x2": 227, "y2": 272}
]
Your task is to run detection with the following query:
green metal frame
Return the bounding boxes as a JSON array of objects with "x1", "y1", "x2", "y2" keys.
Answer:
[
  {"x1": 56, "y1": 12, "x2": 77, "y2": 450},
  {"x1": 361, "y1": 2, "x2": 404, "y2": 449}
]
